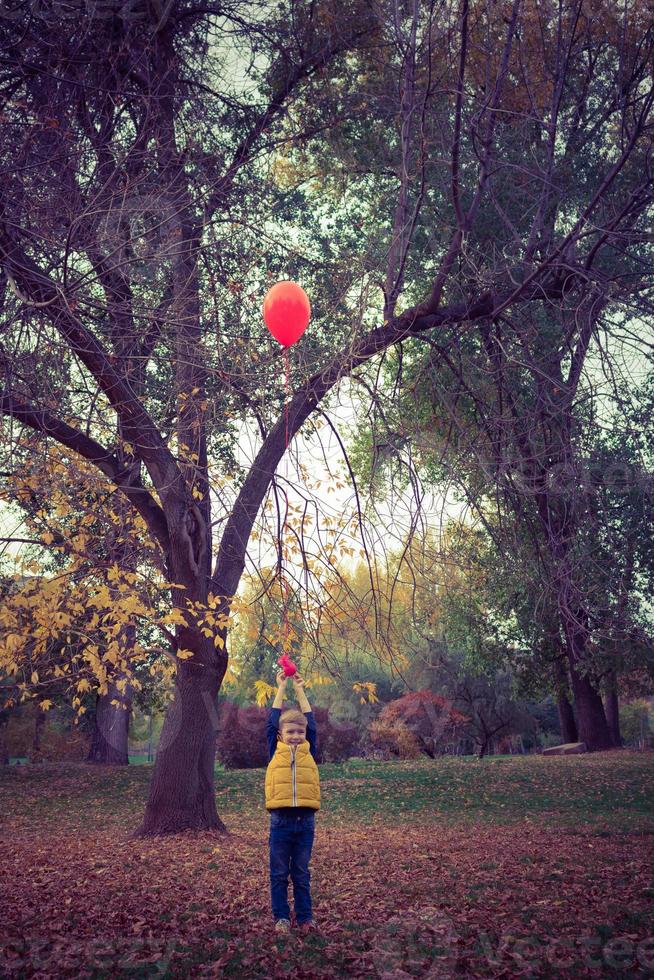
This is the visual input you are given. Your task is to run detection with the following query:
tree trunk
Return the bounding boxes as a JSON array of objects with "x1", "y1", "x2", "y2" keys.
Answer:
[
  {"x1": 133, "y1": 656, "x2": 230, "y2": 838},
  {"x1": 553, "y1": 659, "x2": 578, "y2": 742},
  {"x1": 549, "y1": 527, "x2": 612, "y2": 750},
  {"x1": 537, "y1": 410, "x2": 614, "y2": 751},
  {"x1": 568, "y1": 660, "x2": 613, "y2": 751},
  {"x1": 87, "y1": 673, "x2": 133, "y2": 765},
  {"x1": 556, "y1": 693, "x2": 578, "y2": 744},
  {"x1": 603, "y1": 669, "x2": 622, "y2": 747}
]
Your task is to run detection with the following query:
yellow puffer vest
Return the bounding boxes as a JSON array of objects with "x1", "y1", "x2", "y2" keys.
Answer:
[{"x1": 265, "y1": 740, "x2": 320, "y2": 811}]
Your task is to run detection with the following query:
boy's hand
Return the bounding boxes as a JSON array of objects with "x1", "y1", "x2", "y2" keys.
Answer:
[
  {"x1": 292, "y1": 673, "x2": 311, "y2": 710},
  {"x1": 276, "y1": 669, "x2": 288, "y2": 688}
]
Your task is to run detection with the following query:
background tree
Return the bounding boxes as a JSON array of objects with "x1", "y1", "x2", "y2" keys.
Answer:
[
  {"x1": 620, "y1": 698, "x2": 654, "y2": 748},
  {"x1": 0, "y1": 444, "x2": 184, "y2": 763}
]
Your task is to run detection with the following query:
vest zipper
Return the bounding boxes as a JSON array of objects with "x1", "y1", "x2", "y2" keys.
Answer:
[{"x1": 291, "y1": 745, "x2": 296, "y2": 806}]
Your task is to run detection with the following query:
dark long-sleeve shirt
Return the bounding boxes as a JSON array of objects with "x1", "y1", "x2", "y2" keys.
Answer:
[{"x1": 267, "y1": 707, "x2": 318, "y2": 816}]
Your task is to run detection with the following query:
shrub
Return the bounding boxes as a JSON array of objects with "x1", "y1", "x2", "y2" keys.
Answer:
[
  {"x1": 378, "y1": 690, "x2": 469, "y2": 757},
  {"x1": 2, "y1": 709, "x2": 35, "y2": 760},
  {"x1": 494, "y1": 733, "x2": 530, "y2": 754},
  {"x1": 621, "y1": 699, "x2": 653, "y2": 746},
  {"x1": 215, "y1": 701, "x2": 269, "y2": 769},
  {"x1": 1, "y1": 705, "x2": 91, "y2": 762},
  {"x1": 36, "y1": 724, "x2": 91, "y2": 762},
  {"x1": 310, "y1": 706, "x2": 360, "y2": 763},
  {"x1": 367, "y1": 718, "x2": 421, "y2": 760},
  {"x1": 214, "y1": 701, "x2": 361, "y2": 768}
]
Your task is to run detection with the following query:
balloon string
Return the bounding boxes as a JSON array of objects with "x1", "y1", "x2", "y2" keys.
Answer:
[
  {"x1": 284, "y1": 347, "x2": 290, "y2": 452},
  {"x1": 281, "y1": 346, "x2": 291, "y2": 654}
]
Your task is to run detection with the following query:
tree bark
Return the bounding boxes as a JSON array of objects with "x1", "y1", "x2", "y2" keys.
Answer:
[
  {"x1": 603, "y1": 668, "x2": 622, "y2": 747},
  {"x1": 543, "y1": 453, "x2": 613, "y2": 751},
  {"x1": 133, "y1": 644, "x2": 229, "y2": 838},
  {"x1": 87, "y1": 672, "x2": 133, "y2": 766},
  {"x1": 568, "y1": 660, "x2": 613, "y2": 751},
  {"x1": 556, "y1": 693, "x2": 578, "y2": 744},
  {"x1": 557, "y1": 547, "x2": 613, "y2": 750},
  {"x1": 554, "y1": 658, "x2": 578, "y2": 743}
]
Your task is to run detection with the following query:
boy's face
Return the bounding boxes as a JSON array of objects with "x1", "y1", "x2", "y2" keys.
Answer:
[{"x1": 280, "y1": 723, "x2": 306, "y2": 746}]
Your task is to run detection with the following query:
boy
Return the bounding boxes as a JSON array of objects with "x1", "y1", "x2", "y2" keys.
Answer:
[{"x1": 265, "y1": 669, "x2": 320, "y2": 934}]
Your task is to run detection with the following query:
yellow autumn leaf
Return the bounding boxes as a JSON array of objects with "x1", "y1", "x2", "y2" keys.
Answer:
[
  {"x1": 30, "y1": 670, "x2": 39, "y2": 684},
  {"x1": 160, "y1": 609, "x2": 189, "y2": 627},
  {"x1": 4, "y1": 634, "x2": 22, "y2": 656},
  {"x1": 254, "y1": 679, "x2": 276, "y2": 707},
  {"x1": 176, "y1": 649, "x2": 194, "y2": 660},
  {"x1": 89, "y1": 586, "x2": 111, "y2": 609},
  {"x1": 39, "y1": 700, "x2": 54, "y2": 711},
  {"x1": 119, "y1": 596, "x2": 147, "y2": 616},
  {"x1": 307, "y1": 674, "x2": 334, "y2": 687},
  {"x1": 104, "y1": 647, "x2": 119, "y2": 666}
]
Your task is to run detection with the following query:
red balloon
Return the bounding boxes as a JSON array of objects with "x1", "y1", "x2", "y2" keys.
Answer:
[{"x1": 263, "y1": 281, "x2": 311, "y2": 347}]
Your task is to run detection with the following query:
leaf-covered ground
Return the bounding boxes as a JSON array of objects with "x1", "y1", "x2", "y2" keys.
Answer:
[{"x1": 1, "y1": 752, "x2": 653, "y2": 978}]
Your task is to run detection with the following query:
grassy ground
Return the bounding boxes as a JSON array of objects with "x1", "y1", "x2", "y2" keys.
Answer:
[{"x1": 1, "y1": 752, "x2": 653, "y2": 978}]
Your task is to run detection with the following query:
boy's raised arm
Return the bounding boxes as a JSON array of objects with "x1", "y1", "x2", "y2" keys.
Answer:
[
  {"x1": 292, "y1": 674, "x2": 318, "y2": 762},
  {"x1": 268, "y1": 672, "x2": 288, "y2": 760},
  {"x1": 293, "y1": 677, "x2": 311, "y2": 714},
  {"x1": 272, "y1": 671, "x2": 288, "y2": 709}
]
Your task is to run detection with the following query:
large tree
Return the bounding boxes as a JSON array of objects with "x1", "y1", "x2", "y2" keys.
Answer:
[{"x1": 0, "y1": 0, "x2": 652, "y2": 835}]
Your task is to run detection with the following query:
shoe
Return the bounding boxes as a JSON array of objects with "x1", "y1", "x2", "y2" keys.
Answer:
[
  {"x1": 275, "y1": 918, "x2": 291, "y2": 933},
  {"x1": 297, "y1": 920, "x2": 317, "y2": 934}
]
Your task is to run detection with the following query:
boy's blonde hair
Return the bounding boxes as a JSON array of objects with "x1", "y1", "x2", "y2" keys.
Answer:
[{"x1": 279, "y1": 708, "x2": 307, "y2": 731}]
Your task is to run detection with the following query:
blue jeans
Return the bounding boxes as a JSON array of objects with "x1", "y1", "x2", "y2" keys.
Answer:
[{"x1": 269, "y1": 810, "x2": 315, "y2": 924}]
